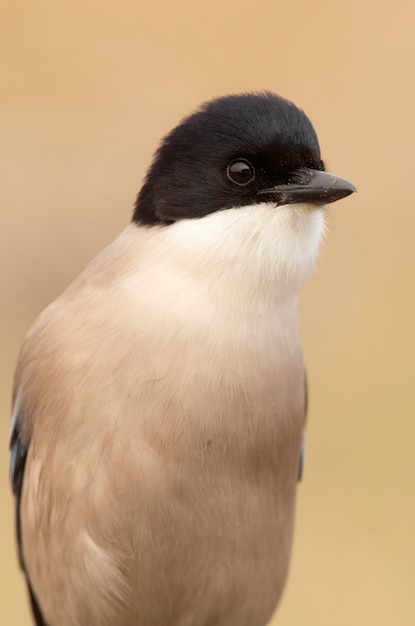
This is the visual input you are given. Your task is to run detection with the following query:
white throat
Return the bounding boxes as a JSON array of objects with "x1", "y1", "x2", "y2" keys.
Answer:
[{"x1": 165, "y1": 202, "x2": 326, "y2": 300}]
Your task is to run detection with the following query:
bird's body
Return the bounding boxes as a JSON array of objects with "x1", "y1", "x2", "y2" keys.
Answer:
[{"x1": 10, "y1": 93, "x2": 355, "y2": 625}]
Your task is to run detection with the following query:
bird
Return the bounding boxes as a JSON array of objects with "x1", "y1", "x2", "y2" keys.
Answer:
[{"x1": 10, "y1": 91, "x2": 355, "y2": 626}]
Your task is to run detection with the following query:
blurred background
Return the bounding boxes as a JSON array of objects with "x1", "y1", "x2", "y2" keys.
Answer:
[{"x1": 1, "y1": 1, "x2": 414, "y2": 624}]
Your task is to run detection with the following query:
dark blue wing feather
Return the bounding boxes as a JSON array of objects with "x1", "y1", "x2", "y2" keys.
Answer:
[{"x1": 9, "y1": 408, "x2": 48, "y2": 626}]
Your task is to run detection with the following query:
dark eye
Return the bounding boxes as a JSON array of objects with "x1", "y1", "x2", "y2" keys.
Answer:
[{"x1": 227, "y1": 159, "x2": 255, "y2": 186}]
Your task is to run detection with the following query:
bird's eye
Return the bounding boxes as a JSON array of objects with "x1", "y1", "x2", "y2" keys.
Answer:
[{"x1": 227, "y1": 160, "x2": 255, "y2": 186}]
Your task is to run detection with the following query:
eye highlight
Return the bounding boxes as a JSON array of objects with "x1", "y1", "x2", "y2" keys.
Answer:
[{"x1": 227, "y1": 159, "x2": 255, "y2": 186}]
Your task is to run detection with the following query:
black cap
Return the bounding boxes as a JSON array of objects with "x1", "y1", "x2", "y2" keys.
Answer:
[{"x1": 133, "y1": 92, "x2": 355, "y2": 225}]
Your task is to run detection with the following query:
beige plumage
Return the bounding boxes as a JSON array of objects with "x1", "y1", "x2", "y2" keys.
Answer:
[{"x1": 10, "y1": 93, "x2": 355, "y2": 626}]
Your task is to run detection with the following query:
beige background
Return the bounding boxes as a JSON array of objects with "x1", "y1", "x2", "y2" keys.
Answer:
[{"x1": 1, "y1": 1, "x2": 414, "y2": 624}]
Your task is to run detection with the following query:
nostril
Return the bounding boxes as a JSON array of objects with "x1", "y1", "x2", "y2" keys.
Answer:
[{"x1": 287, "y1": 167, "x2": 312, "y2": 185}]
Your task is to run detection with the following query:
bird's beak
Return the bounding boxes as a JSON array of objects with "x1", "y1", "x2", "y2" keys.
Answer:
[{"x1": 258, "y1": 167, "x2": 356, "y2": 206}]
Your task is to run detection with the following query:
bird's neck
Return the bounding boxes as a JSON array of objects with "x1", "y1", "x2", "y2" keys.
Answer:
[{"x1": 152, "y1": 202, "x2": 326, "y2": 304}]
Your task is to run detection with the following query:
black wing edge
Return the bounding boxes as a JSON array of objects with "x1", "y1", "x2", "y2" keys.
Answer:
[{"x1": 9, "y1": 403, "x2": 48, "y2": 626}]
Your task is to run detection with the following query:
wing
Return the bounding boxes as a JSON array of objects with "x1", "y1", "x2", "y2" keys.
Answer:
[{"x1": 9, "y1": 404, "x2": 48, "y2": 626}]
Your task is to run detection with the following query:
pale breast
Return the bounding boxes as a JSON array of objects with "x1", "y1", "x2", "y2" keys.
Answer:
[{"x1": 17, "y1": 221, "x2": 307, "y2": 625}]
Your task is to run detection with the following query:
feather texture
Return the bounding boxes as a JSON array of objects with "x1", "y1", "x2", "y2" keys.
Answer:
[{"x1": 12, "y1": 203, "x2": 323, "y2": 625}]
